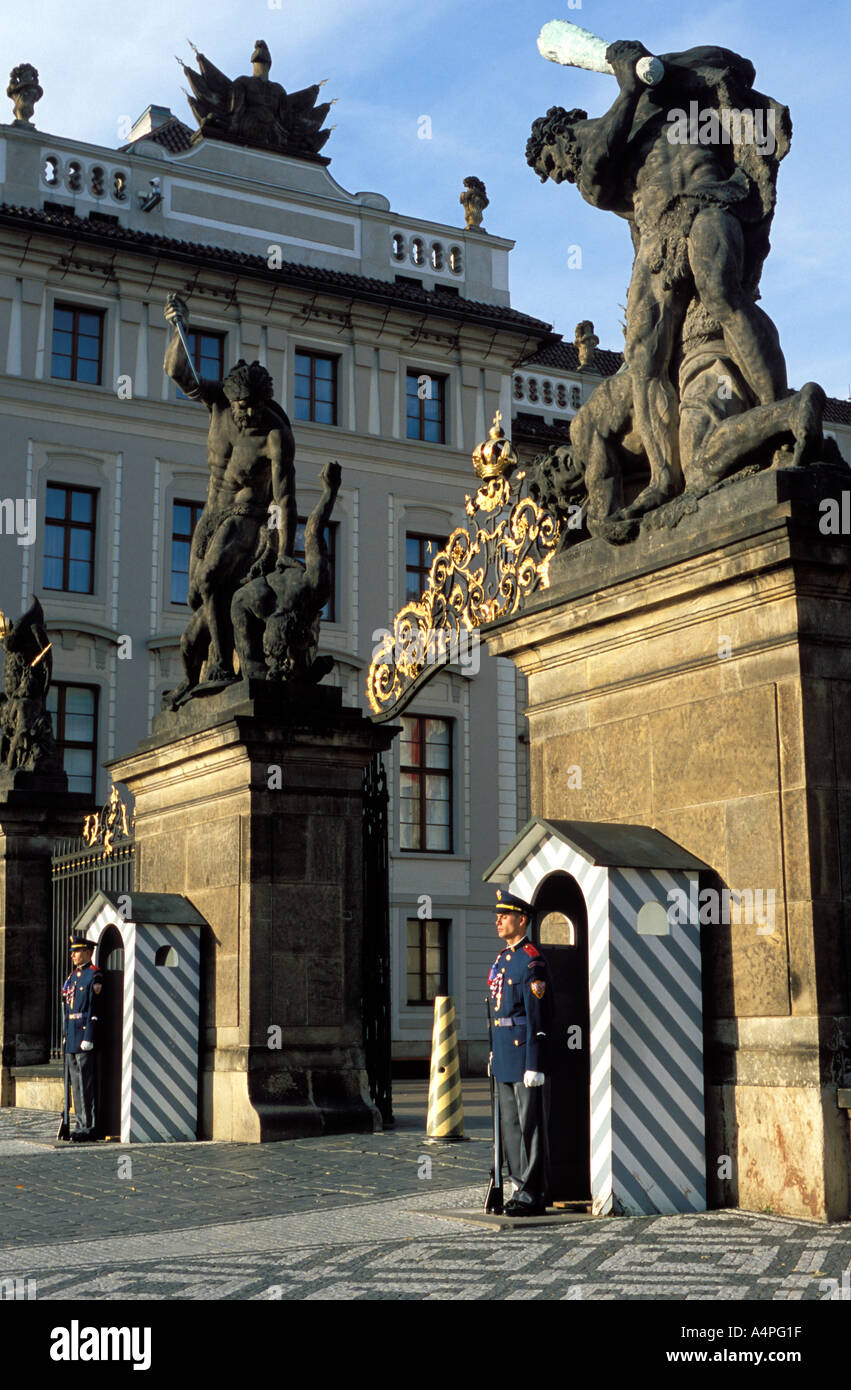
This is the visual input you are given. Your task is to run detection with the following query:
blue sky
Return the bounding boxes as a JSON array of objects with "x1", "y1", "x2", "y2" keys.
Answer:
[{"x1": 4, "y1": 0, "x2": 849, "y2": 397}]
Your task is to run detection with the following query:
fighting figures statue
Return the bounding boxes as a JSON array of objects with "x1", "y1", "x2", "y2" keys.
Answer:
[
  {"x1": 0, "y1": 597, "x2": 61, "y2": 776},
  {"x1": 527, "y1": 36, "x2": 830, "y2": 539},
  {"x1": 162, "y1": 294, "x2": 339, "y2": 707},
  {"x1": 232, "y1": 461, "x2": 341, "y2": 686}
]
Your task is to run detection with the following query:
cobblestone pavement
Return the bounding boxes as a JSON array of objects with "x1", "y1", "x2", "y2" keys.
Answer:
[{"x1": 2, "y1": 1104, "x2": 851, "y2": 1301}]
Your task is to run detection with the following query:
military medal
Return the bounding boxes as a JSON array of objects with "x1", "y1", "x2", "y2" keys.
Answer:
[{"x1": 488, "y1": 959, "x2": 504, "y2": 1011}]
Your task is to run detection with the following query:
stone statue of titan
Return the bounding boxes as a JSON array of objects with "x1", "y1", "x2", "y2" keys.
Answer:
[
  {"x1": 163, "y1": 293, "x2": 296, "y2": 706},
  {"x1": 526, "y1": 38, "x2": 826, "y2": 532}
]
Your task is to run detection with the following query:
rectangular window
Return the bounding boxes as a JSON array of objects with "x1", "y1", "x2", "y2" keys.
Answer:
[
  {"x1": 45, "y1": 683, "x2": 98, "y2": 798},
  {"x1": 405, "y1": 532, "x2": 446, "y2": 603},
  {"x1": 293, "y1": 518, "x2": 337, "y2": 622},
  {"x1": 176, "y1": 329, "x2": 226, "y2": 399},
  {"x1": 294, "y1": 351, "x2": 338, "y2": 425},
  {"x1": 399, "y1": 715, "x2": 452, "y2": 853},
  {"x1": 406, "y1": 918, "x2": 449, "y2": 1005},
  {"x1": 170, "y1": 499, "x2": 205, "y2": 604},
  {"x1": 43, "y1": 484, "x2": 97, "y2": 593},
  {"x1": 51, "y1": 304, "x2": 105, "y2": 385},
  {"x1": 406, "y1": 370, "x2": 446, "y2": 443}
]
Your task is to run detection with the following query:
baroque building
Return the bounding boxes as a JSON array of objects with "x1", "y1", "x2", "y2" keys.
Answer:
[{"x1": 1, "y1": 54, "x2": 848, "y2": 1076}]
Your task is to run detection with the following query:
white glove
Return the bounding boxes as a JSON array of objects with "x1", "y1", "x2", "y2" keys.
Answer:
[
  {"x1": 523, "y1": 1070, "x2": 544, "y2": 1088},
  {"x1": 80, "y1": 1041, "x2": 93, "y2": 1052},
  {"x1": 487, "y1": 1051, "x2": 493, "y2": 1078}
]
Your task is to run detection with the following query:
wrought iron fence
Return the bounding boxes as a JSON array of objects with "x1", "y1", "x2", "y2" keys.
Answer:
[
  {"x1": 362, "y1": 751, "x2": 393, "y2": 1124},
  {"x1": 49, "y1": 831, "x2": 134, "y2": 1058}
]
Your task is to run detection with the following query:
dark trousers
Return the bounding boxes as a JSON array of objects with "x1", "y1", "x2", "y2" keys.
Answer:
[
  {"x1": 68, "y1": 1051, "x2": 98, "y2": 1136},
  {"x1": 496, "y1": 1079, "x2": 550, "y2": 1207}
]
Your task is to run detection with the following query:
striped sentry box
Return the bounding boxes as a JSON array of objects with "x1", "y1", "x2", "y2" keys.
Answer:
[
  {"x1": 73, "y1": 889, "x2": 205, "y2": 1143},
  {"x1": 484, "y1": 818, "x2": 708, "y2": 1216}
]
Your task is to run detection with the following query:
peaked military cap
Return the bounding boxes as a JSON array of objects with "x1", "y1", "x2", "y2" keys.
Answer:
[
  {"x1": 494, "y1": 888, "x2": 534, "y2": 917},
  {"x1": 69, "y1": 933, "x2": 94, "y2": 951}
]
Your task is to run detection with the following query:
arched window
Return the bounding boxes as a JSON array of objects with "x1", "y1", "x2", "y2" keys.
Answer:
[
  {"x1": 155, "y1": 945, "x2": 179, "y2": 968},
  {"x1": 538, "y1": 911, "x2": 576, "y2": 946}
]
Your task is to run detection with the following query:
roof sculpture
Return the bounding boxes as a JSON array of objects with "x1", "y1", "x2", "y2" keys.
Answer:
[{"x1": 177, "y1": 39, "x2": 334, "y2": 164}]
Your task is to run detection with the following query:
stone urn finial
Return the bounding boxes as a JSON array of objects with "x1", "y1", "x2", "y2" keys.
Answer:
[
  {"x1": 460, "y1": 176, "x2": 489, "y2": 231},
  {"x1": 7, "y1": 63, "x2": 43, "y2": 127},
  {"x1": 574, "y1": 319, "x2": 599, "y2": 370}
]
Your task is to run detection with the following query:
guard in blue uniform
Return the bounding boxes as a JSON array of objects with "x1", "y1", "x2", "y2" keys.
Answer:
[
  {"x1": 487, "y1": 888, "x2": 551, "y2": 1215},
  {"x1": 61, "y1": 933, "x2": 103, "y2": 1142}
]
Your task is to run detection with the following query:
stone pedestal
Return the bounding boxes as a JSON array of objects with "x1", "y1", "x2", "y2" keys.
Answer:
[
  {"x1": 483, "y1": 465, "x2": 851, "y2": 1220},
  {"x1": 0, "y1": 771, "x2": 91, "y2": 1100},
  {"x1": 108, "y1": 680, "x2": 395, "y2": 1142}
]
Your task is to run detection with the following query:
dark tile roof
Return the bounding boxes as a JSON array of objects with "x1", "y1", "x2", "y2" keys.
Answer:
[
  {"x1": 4, "y1": 196, "x2": 845, "y2": 418},
  {"x1": 514, "y1": 394, "x2": 850, "y2": 453},
  {"x1": 523, "y1": 339, "x2": 624, "y2": 378},
  {"x1": 511, "y1": 411, "x2": 572, "y2": 446},
  {"x1": 124, "y1": 117, "x2": 194, "y2": 154},
  {"x1": 522, "y1": 338, "x2": 850, "y2": 428},
  {"x1": 825, "y1": 397, "x2": 851, "y2": 425},
  {"x1": 0, "y1": 203, "x2": 553, "y2": 339}
]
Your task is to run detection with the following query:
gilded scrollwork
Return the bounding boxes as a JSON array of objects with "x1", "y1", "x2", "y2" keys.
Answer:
[
  {"x1": 366, "y1": 414, "x2": 562, "y2": 721},
  {"x1": 82, "y1": 784, "x2": 134, "y2": 854}
]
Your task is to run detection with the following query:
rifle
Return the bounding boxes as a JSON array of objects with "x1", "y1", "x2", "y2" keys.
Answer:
[
  {"x1": 56, "y1": 1042, "x2": 70, "y2": 1141},
  {"x1": 483, "y1": 1069, "x2": 504, "y2": 1214}
]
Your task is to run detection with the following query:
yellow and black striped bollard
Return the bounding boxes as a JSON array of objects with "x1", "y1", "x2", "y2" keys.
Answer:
[{"x1": 426, "y1": 996, "x2": 466, "y2": 1141}]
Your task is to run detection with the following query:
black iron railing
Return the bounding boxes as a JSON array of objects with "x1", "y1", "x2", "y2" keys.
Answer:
[
  {"x1": 49, "y1": 837, "x2": 134, "y2": 1058},
  {"x1": 362, "y1": 752, "x2": 393, "y2": 1124}
]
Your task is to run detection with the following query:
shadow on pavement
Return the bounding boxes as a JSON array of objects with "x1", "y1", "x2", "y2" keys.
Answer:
[{"x1": 388, "y1": 1078, "x2": 491, "y2": 1135}]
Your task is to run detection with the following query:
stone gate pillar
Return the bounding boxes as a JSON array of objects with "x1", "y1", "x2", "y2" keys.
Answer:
[
  {"x1": 0, "y1": 773, "x2": 91, "y2": 1100},
  {"x1": 109, "y1": 680, "x2": 395, "y2": 1142},
  {"x1": 482, "y1": 466, "x2": 851, "y2": 1221}
]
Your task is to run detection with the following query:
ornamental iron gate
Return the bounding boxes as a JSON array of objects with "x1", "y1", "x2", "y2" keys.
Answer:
[{"x1": 49, "y1": 788, "x2": 135, "y2": 1059}]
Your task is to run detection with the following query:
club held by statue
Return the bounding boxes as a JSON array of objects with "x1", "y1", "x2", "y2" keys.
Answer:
[
  {"x1": 537, "y1": 20, "x2": 665, "y2": 86},
  {"x1": 166, "y1": 296, "x2": 201, "y2": 389}
]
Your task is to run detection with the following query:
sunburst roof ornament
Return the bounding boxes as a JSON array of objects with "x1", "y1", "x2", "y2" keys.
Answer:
[{"x1": 177, "y1": 39, "x2": 335, "y2": 164}]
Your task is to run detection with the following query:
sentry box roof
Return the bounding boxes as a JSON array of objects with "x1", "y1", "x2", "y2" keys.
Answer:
[
  {"x1": 483, "y1": 817, "x2": 710, "y2": 883},
  {"x1": 71, "y1": 889, "x2": 208, "y2": 933}
]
